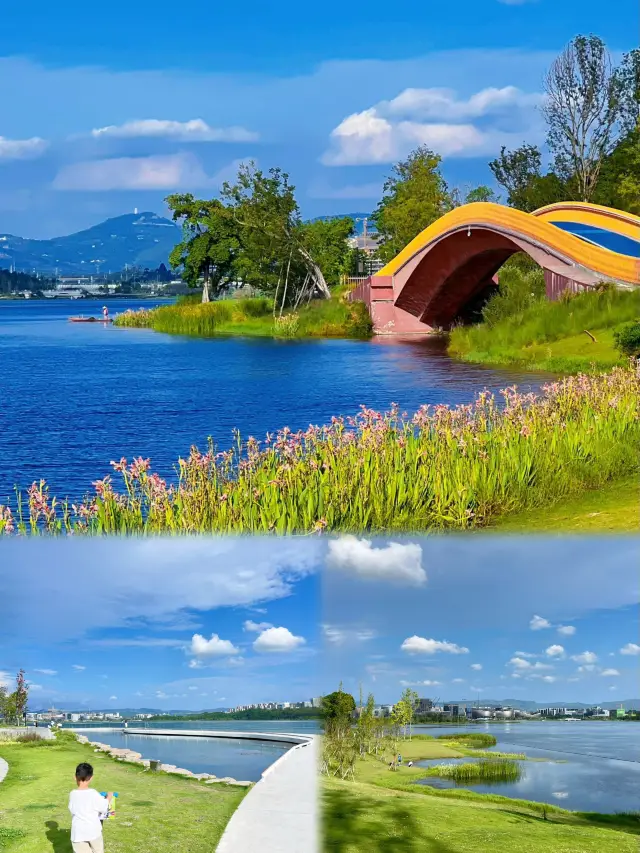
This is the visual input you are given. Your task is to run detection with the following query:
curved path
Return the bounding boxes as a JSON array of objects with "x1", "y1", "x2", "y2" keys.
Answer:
[
  {"x1": 126, "y1": 728, "x2": 318, "y2": 853},
  {"x1": 0, "y1": 757, "x2": 8, "y2": 783},
  {"x1": 350, "y1": 201, "x2": 640, "y2": 333}
]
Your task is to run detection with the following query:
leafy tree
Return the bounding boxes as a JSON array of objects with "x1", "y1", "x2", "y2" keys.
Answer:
[
  {"x1": 372, "y1": 146, "x2": 452, "y2": 262},
  {"x1": 464, "y1": 185, "x2": 500, "y2": 204},
  {"x1": 391, "y1": 688, "x2": 419, "y2": 739},
  {"x1": 616, "y1": 49, "x2": 640, "y2": 134},
  {"x1": 595, "y1": 125, "x2": 640, "y2": 213},
  {"x1": 323, "y1": 689, "x2": 356, "y2": 723},
  {"x1": 1, "y1": 671, "x2": 28, "y2": 725},
  {"x1": 543, "y1": 35, "x2": 623, "y2": 201},
  {"x1": 300, "y1": 217, "x2": 354, "y2": 288},
  {"x1": 489, "y1": 144, "x2": 543, "y2": 211},
  {"x1": 222, "y1": 161, "x2": 330, "y2": 313},
  {"x1": 166, "y1": 194, "x2": 241, "y2": 303}
]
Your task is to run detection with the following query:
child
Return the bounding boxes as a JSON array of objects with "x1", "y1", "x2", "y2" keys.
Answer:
[{"x1": 68, "y1": 762, "x2": 113, "y2": 853}]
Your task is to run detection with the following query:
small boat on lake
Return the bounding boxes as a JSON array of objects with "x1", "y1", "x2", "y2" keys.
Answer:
[{"x1": 68, "y1": 316, "x2": 113, "y2": 323}]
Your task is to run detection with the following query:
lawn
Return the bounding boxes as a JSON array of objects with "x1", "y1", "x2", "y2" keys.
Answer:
[
  {"x1": 492, "y1": 473, "x2": 639, "y2": 532},
  {"x1": 0, "y1": 737, "x2": 245, "y2": 853}
]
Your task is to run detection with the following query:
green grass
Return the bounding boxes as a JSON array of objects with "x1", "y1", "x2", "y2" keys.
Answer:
[
  {"x1": 114, "y1": 292, "x2": 373, "y2": 340},
  {"x1": 323, "y1": 776, "x2": 640, "y2": 852},
  {"x1": 449, "y1": 288, "x2": 640, "y2": 372},
  {"x1": 0, "y1": 736, "x2": 245, "y2": 853},
  {"x1": 423, "y1": 759, "x2": 522, "y2": 782},
  {"x1": 493, "y1": 473, "x2": 639, "y2": 532}
]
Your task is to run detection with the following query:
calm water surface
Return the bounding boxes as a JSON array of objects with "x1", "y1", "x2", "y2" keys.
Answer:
[
  {"x1": 414, "y1": 721, "x2": 640, "y2": 813},
  {"x1": 71, "y1": 726, "x2": 293, "y2": 781},
  {"x1": 0, "y1": 299, "x2": 552, "y2": 500}
]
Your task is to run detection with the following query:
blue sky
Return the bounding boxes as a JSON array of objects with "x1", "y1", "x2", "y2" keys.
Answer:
[
  {"x1": 322, "y1": 536, "x2": 640, "y2": 707},
  {"x1": 2, "y1": 536, "x2": 638, "y2": 712},
  {"x1": 0, "y1": 538, "x2": 321, "y2": 711},
  {"x1": 1, "y1": 1, "x2": 637, "y2": 238}
]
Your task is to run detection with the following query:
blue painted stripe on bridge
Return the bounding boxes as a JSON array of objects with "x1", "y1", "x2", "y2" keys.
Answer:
[{"x1": 550, "y1": 221, "x2": 640, "y2": 258}]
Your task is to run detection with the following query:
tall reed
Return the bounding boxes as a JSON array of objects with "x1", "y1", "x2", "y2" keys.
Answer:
[
  {"x1": 1, "y1": 365, "x2": 637, "y2": 535},
  {"x1": 426, "y1": 759, "x2": 522, "y2": 782}
]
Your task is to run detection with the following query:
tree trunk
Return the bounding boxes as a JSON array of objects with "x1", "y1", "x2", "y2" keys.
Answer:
[
  {"x1": 297, "y1": 246, "x2": 330, "y2": 299},
  {"x1": 201, "y1": 266, "x2": 211, "y2": 303}
]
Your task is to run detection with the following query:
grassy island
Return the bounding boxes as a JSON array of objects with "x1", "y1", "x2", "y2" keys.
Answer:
[
  {"x1": 0, "y1": 732, "x2": 245, "y2": 853},
  {"x1": 114, "y1": 292, "x2": 373, "y2": 340}
]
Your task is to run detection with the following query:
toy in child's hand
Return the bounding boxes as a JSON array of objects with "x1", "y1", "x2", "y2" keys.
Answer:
[{"x1": 100, "y1": 792, "x2": 118, "y2": 819}]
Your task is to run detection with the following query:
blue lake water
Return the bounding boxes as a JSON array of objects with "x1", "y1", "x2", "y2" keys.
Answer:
[
  {"x1": 0, "y1": 299, "x2": 551, "y2": 502},
  {"x1": 414, "y1": 721, "x2": 640, "y2": 813},
  {"x1": 70, "y1": 726, "x2": 294, "y2": 781}
]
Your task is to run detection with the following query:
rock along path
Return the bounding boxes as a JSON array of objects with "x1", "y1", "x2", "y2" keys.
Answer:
[{"x1": 216, "y1": 735, "x2": 318, "y2": 853}]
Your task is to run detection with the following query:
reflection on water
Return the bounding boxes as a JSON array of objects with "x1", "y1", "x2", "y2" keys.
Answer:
[
  {"x1": 0, "y1": 299, "x2": 552, "y2": 500},
  {"x1": 72, "y1": 728, "x2": 289, "y2": 782},
  {"x1": 413, "y1": 722, "x2": 640, "y2": 813}
]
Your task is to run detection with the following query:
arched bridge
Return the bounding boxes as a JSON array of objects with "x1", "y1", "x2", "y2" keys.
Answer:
[{"x1": 348, "y1": 202, "x2": 640, "y2": 334}]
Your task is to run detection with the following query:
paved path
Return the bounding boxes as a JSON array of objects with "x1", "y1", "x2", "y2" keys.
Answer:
[
  {"x1": 0, "y1": 757, "x2": 8, "y2": 783},
  {"x1": 216, "y1": 736, "x2": 318, "y2": 853}
]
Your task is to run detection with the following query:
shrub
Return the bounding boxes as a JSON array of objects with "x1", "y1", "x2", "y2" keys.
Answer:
[{"x1": 614, "y1": 321, "x2": 640, "y2": 357}]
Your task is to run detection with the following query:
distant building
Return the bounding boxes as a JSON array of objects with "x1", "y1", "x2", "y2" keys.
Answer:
[{"x1": 415, "y1": 698, "x2": 434, "y2": 714}]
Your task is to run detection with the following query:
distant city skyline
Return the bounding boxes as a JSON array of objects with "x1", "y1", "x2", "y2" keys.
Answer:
[{"x1": 1, "y1": 1, "x2": 637, "y2": 237}]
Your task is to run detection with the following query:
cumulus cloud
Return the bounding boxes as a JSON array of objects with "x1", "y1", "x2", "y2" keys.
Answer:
[
  {"x1": 326, "y1": 536, "x2": 426, "y2": 586},
  {"x1": 243, "y1": 620, "x2": 273, "y2": 633},
  {"x1": 109, "y1": 695, "x2": 118, "y2": 700},
  {"x1": 620, "y1": 643, "x2": 640, "y2": 656},
  {"x1": 253, "y1": 626, "x2": 306, "y2": 654},
  {"x1": 322, "y1": 85, "x2": 542, "y2": 165},
  {"x1": 52, "y1": 152, "x2": 215, "y2": 191},
  {"x1": 72, "y1": 665, "x2": 86, "y2": 671},
  {"x1": 470, "y1": 663, "x2": 483, "y2": 670},
  {"x1": 557, "y1": 625, "x2": 576, "y2": 636},
  {"x1": 508, "y1": 657, "x2": 552, "y2": 670},
  {"x1": 189, "y1": 633, "x2": 240, "y2": 658},
  {"x1": 529, "y1": 615, "x2": 551, "y2": 631},
  {"x1": 452, "y1": 678, "x2": 466, "y2": 683},
  {"x1": 401, "y1": 636, "x2": 469, "y2": 655},
  {"x1": 90, "y1": 118, "x2": 258, "y2": 142},
  {"x1": 400, "y1": 679, "x2": 442, "y2": 686},
  {"x1": 600, "y1": 669, "x2": 620, "y2": 677},
  {"x1": 545, "y1": 645, "x2": 565, "y2": 658},
  {"x1": 540, "y1": 675, "x2": 557, "y2": 683},
  {"x1": 0, "y1": 136, "x2": 48, "y2": 160},
  {"x1": 571, "y1": 651, "x2": 598, "y2": 665}
]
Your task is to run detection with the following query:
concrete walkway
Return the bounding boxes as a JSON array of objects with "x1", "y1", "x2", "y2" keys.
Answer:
[
  {"x1": 216, "y1": 736, "x2": 318, "y2": 853},
  {"x1": 0, "y1": 757, "x2": 8, "y2": 783}
]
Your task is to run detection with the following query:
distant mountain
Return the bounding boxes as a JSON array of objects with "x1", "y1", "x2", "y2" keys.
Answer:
[{"x1": 0, "y1": 212, "x2": 181, "y2": 276}]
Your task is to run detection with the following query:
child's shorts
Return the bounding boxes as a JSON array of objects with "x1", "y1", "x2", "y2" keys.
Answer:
[{"x1": 72, "y1": 837, "x2": 104, "y2": 853}]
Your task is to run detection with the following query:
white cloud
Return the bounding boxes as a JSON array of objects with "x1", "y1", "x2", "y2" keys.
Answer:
[
  {"x1": 243, "y1": 620, "x2": 273, "y2": 633},
  {"x1": 401, "y1": 636, "x2": 469, "y2": 655},
  {"x1": 600, "y1": 669, "x2": 620, "y2": 677},
  {"x1": 470, "y1": 664, "x2": 482, "y2": 671},
  {"x1": 322, "y1": 624, "x2": 376, "y2": 645},
  {"x1": 571, "y1": 651, "x2": 598, "y2": 665},
  {"x1": 620, "y1": 643, "x2": 640, "y2": 656},
  {"x1": 545, "y1": 645, "x2": 565, "y2": 658},
  {"x1": 188, "y1": 686, "x2": 198, "y2": 691},
  {"x1": 189, "y1": 633, "x2": 240, "y2": 658},
  {"x1": 253, "y1": 626, "x2": 306, "y2": 654},
  {"x1": 52, "y1": 152, "x2": 217, "y2": 191},
  {"x1": 0, "y1": 136, "x2": 48, "y2": 160},
  {"x1": 90, "y1": 638, "x2": 184, "y2": 648},
  {"x1": 540, "y1": 676, "x2": 557, "y2": 683},
  {"x1": 322, "y1": 85, "x2": 542, "y2": 166},
  {"x1": 27, "y1": 683, "x2": 42, "y2": 691},
  {"x1": 400, "y1": 679, "x2": 441, "y2": 686},
  {"x1": 90, "y1": 118, "x2": 258, "y2": 142},
  {"x1": 326, "y1": 536, "x2": 426, "y2": 586},
  {"x1": 452, "y1": 678, "x2": 465, "y2": 683},
  {"x1": 508, "y1": 657, "x2": 552, "y2": 671},
  {"x1": 514, "y1": 651, "x2": 538, "y2": 659},
  {"x1": 34, "y1": 668, "x2": 57, "y2": 676},
  {"x1": 577, "y1": 665, "x2": 597, "y2": 673},
  {"x1": 557, "y1": 625, "x2": 576, "y2": 636},
  {"x1": 109, "y1": 695, "x2": 118, "y2": 700},
  {"x1": 72, "y1": 665, "x2": 86, "y2": 671},
  {"x1": 530, "y1": 615, "x2": 551, "y2": 631}
]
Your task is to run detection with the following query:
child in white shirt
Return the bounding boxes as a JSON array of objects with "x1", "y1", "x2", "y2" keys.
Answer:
[{"x1": 68, "y1": 762, "x2": 113, "y2": 853}]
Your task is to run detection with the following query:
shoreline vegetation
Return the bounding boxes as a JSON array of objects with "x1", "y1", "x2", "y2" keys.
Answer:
[
  {"x1": 1, "y1": 365, "x2": 637, "y2": 535},
  {"x1": 322, "y1": 730, "x2": 640, "y2": 852},
  {"x1": 114, "y1": 290, "x2": 374, "y2": 340},
  {"x1": 0, "y1": 730, "x2": 246, "y2": 853}
]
